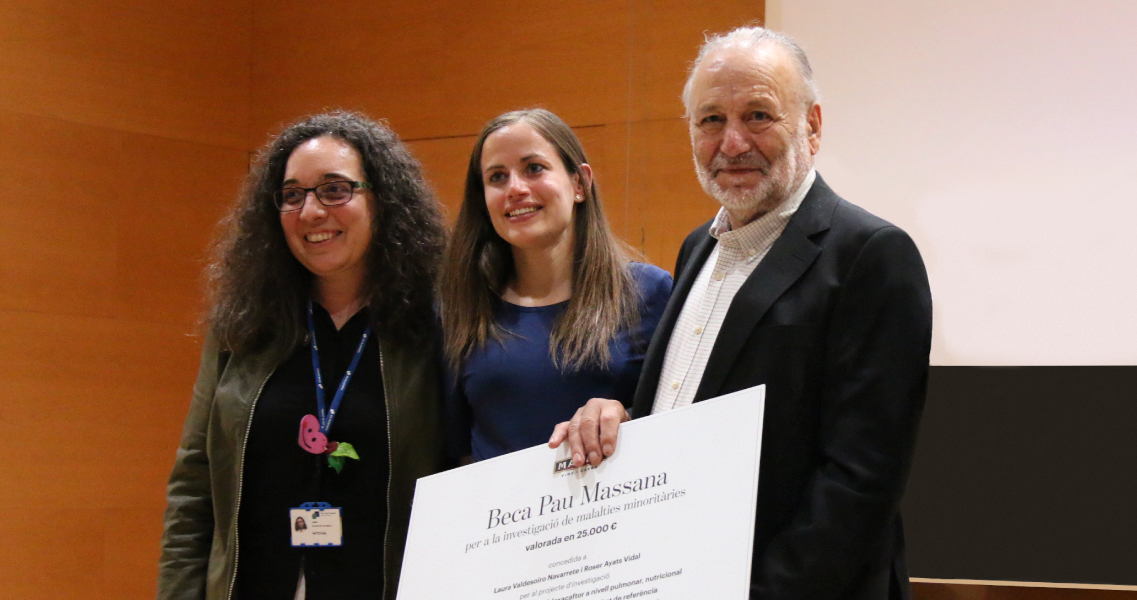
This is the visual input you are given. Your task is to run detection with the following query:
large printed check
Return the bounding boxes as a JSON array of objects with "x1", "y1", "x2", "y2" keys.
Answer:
[{"x1": 397, "y1": 385, "x2": 765, "y2": 600}]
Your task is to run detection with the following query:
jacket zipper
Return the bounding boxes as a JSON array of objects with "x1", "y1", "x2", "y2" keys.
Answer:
[
  {"x1": 226, "y1": 371, "x2": 274, "y2": 600},
  {"x1": 378, "y1": 346, "x2": 393, "y2": 600}
]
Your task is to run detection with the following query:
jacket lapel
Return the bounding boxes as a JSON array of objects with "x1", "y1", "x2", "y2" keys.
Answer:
[
  {"x1": 631, "y1": 230, "x2": 717, "y2": 417},
  {"x1": 693, "y1": 175, "x2": 838, "y2": 402}
]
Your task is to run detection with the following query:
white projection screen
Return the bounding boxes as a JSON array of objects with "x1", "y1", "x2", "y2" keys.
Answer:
[{"x1": 765, "y1": 0, "x2": 1137, "y2": 366}]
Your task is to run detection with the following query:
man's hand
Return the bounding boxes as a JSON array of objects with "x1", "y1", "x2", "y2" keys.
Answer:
[{"x1": 548, "y1": 398, "x2": 630, "y2": 467}]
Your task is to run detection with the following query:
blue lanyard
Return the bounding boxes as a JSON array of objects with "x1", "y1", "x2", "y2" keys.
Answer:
[{"x1": 308, "y1": 300, "x2": 372, "y2": 434}]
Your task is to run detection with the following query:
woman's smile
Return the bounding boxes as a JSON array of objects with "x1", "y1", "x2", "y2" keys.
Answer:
[{"x1": 480, "y1": 122, "x2": 583, "y2": 252}]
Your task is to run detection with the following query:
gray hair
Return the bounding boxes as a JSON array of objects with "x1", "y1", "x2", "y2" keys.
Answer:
[{"x1": 682, "y1": 25, "x2": 819, "y2": 114}]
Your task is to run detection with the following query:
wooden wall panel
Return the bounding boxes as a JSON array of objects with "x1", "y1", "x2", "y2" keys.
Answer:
[
  {"x1": 0, "y1": 110, "x2": 121, "y2": 318},
  {"x1": 250, "y1": 0, "x2": 763, "y2": 142},
  {"x1": 0, "y1": 311, "x2": 202, "y2": 506},
  {"x1": 405, "y1": 135, "x2": 476, "y2": 221},
  {"x1": 0, "y1": 311, "x2": 205, "y2": 597},
  {"x1": 574, "y1": 124, "x2": 634, "y2": 243},
  {"x1": 0, "y1": 110, "x2": 244, "y2": 323},
  {"x1": 0, "y1": 2, "x2": 252, "y2": 598},
  {"x1": 115, "y1": 134, "x2": 245, "y2": 325},
  {"x1": 251, "y1": 0, "x2": 634, "y2": 142},
  {"x1": 628, "y1": 118, "x2": 720, "y2": 268},
  {"x1": 0, "y1": 508, "x2": 103, "y2": 599},
  {"x1": 0, "y1": 0, "x2": 252, "y2": 150}
]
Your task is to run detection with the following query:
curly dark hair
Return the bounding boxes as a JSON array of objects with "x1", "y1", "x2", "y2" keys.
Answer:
[{"x1": 207, "y1": 110, "x2": 446, "y2": 355}]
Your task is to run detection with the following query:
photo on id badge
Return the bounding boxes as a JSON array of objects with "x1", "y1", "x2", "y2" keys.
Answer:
[{"x1": 290, "y1": 502, "x2": 343, "y2": 547}]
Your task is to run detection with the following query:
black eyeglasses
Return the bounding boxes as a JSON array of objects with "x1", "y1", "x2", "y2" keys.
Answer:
[{"x1": 274, "y1": 180, "x2": 372, "y2": 212}]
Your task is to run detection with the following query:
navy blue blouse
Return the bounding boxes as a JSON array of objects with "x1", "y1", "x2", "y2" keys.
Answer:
[{"x1": 446, "y1": 262, "x2": 673, "y2": 461}]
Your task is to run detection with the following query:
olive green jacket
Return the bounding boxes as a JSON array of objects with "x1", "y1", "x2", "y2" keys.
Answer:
[{"x1": 157, "y1": 334, "x2": 446, "y2": 600}]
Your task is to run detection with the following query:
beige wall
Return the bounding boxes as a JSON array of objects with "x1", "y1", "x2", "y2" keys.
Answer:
[
  {"x1": 767, "y1": 0, "x2": 1137, "y2": 367},
  {"x1": 0, "y1": 1, "x2": 762, "y2": 597}
]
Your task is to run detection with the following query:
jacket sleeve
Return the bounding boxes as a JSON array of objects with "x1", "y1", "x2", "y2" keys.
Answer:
[
  {"x1": 754, "y1": 226, "x2": 933, "y2": 599},
  {"x1": 157, "y1": 336, "x2": 225, "y2": 600}
]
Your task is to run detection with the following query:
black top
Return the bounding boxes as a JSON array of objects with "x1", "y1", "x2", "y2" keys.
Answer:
[{"x1": 237, "y1": 304, "x2": 390, "y2": 600}]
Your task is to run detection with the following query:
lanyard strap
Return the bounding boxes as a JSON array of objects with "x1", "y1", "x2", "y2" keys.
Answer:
[{"x1": 308, "y1": 300, "x2": 372, "y2": 434}]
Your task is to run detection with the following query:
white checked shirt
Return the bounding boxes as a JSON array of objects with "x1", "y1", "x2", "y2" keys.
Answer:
[{"x1": 652, "y1": 170, "x2": 816, "y2": 413}]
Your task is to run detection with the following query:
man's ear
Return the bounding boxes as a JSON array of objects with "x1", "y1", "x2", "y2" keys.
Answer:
[{"x1": 807, "y1": 103, "x2": 822, "y2": 155}]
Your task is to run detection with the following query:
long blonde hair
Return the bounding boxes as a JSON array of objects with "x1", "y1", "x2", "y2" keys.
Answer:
[{"x1": 440, "y1": 109, "x2": 640, "y2": 372}]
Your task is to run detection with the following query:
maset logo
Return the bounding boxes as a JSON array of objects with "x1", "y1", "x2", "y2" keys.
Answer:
[{"x1": 553, "y1": 457, "x2": 577, "y2": 474}]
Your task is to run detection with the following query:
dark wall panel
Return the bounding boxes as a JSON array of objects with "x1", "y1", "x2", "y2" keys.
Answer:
[{"x1": 904, "y1": 366, "x2": 1137, "y2": 586}]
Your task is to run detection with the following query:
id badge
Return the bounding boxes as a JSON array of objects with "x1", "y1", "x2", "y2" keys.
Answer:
[{"x1": 290, "y1": 502, "x2": 343, "y2": 547}]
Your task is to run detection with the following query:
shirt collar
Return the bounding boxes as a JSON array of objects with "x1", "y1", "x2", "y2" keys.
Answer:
[{"x1": 709, "y1": 168, "x2": 816, "y2": 247}]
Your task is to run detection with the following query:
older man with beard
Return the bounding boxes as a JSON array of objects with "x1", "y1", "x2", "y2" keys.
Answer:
[{"x1": 551, "y1": 25, "x2": 933, "y2": 600}]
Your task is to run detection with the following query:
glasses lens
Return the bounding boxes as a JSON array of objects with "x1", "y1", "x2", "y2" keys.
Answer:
[
  {"x1": 318, "y1": 181, "x2": 355, "y2": 205},
  {"x1": 278, "y1": 188, "x2": 307, "y2": 211}
]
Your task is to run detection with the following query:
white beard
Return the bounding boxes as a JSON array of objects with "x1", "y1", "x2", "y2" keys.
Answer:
[{"x1": 694, "y1": 124, "x2": 812, "y2": 224}]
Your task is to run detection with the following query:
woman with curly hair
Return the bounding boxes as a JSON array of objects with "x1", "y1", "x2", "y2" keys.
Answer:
[
  {"x1": 158, "y1": 111, "x2": 447, "y2": 600},
  {"x1": 440, "y1": 108, "x2": 672, "y2": 463}
]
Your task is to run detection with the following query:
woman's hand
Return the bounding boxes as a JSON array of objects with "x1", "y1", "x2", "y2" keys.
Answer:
[{"x1": 548, "y1": 398, "x2": 629, "y2": 468}]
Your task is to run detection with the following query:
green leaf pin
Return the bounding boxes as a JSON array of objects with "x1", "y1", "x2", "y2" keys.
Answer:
[{"x1": 326, "y1": 442, "x2": 360, "y2": 474}]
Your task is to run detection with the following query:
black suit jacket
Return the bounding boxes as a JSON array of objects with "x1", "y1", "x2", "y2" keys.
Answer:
[{"x1": 631, "y1": 175, "x2": 933, "y2": 600}]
